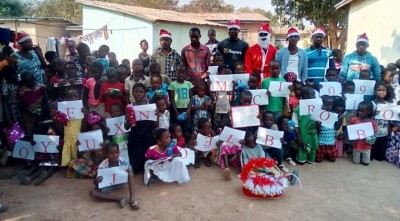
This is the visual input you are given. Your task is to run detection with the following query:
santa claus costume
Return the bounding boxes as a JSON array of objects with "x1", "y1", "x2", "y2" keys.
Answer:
[{"x1": 244, "y1": 23, "x2": 277, "y2": 81}]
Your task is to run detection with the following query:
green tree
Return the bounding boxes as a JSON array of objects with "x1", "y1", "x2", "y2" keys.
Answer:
[
  {"x1": 271, "y1": 0, "x2": 348, "y2": 49},
  {"x1": 0, "y1": 0, "x2": 27, "y2": 17},
  {"x1": 32, "y1": 0, "x2": 82, "y2": 23},
  {"x1": 237, "y1": 7, "x2": 279, "y2": 26},
  {"x1": 180, "y1": 0, "x2": 234, "y2": 13}
]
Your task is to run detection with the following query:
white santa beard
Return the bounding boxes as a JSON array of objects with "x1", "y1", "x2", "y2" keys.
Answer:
[{"x1": 258, "y1": 35, "x2": 270, "y2": 49}]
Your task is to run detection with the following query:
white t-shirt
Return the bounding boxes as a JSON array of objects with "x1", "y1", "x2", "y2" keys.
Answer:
[{"x1": 287, "y1": 53, "x2": 299, "y2": 80}]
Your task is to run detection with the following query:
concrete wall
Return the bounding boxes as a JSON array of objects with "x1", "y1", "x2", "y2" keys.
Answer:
[
  {"x1": 347, "y1": 0, "x2": 400, "y2": 65},
  {"x1": 151, "y1": 22, "x2": 226, "y2": 54},
  {"x1": 82, "y1": 5, "x2": 154, "y2": 63}
]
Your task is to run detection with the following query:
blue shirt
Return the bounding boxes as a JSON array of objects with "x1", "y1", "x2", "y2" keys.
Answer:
[
  {"x1": 318, "y1": 126, "x2": 336, "y2": 145},
  {"x1": 306, "y1": 46, "x2": 335, "y2": 85},
  {"x1": 339, "y1": 51, "x2": 381, "y2": 81}
]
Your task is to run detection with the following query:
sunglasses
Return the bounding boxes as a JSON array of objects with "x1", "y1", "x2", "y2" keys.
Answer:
[{"x1": 259, "y1": 33, "x2": 269, "y2": 37}]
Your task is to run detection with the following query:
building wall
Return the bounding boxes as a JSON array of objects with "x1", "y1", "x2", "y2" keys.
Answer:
[
  {"x1": 2, "y1": 21, "x2": 37, "y2": 44},
  {"x1": 347, "y1": 0, "x2": 400, "y2": 65},
  {"x1": 240, "y1": 23, "x2": 260, "y2": 46},
  {"x1": 151, "y1": 23, "x2": 226, "y2": 53},
  {"x1": 82, "y1": 5, "x2": 154, "y2": 63}
]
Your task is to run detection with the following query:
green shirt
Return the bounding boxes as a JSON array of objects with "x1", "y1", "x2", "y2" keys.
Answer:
[
  {"x1": 168, "y1": 81, "x2": 194, "y2": 108},
  {"x1": 293, "y1": 106, "x2": 318, "y2": 150},
  {"x1": 261, "y1": 77, "x2": 285, "y2": 112}
]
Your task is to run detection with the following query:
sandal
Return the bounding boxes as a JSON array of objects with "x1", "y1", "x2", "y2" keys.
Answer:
[
  {"x1": 205, "y1": 158, "x2": 212, "y2": 167},
  {"x1": 0, "y1": 204, "x2": 8, "y2": 213},
  {"x1": 130, "y1": 200, "x2": 139, "y2": 210},
  {"x1": 119, "y1": 198, "x2": 126, "y2": 208}
]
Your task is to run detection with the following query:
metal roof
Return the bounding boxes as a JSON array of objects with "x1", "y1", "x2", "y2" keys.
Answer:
[{"x1": 185, "y1": 13, "x2": 270, "y2": 23}]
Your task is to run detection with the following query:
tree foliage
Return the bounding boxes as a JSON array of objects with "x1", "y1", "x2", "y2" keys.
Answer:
[
  {"x1": 31, "y1": 0, "x2": 82, "y2": 23},
  {"x1": 180, "y1": 0, "x2": 234, "y2": 13},
  {"x1": 0, "y1": 0, "x2": 27, "y2": 17},
  {"x1": 271, "y1": 0, "x2": 348, "y2": 49}
]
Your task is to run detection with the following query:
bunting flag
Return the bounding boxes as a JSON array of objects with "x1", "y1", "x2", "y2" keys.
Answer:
[{"x1": 82, "y1": 25, "x2": 109, "y2": 44}]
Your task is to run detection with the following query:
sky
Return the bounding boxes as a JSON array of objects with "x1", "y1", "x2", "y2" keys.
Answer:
[{"x1": 179, "y1": 0, "x2": 275, "y2": 12}]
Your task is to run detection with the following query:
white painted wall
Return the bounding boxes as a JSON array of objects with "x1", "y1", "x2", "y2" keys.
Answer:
[
  {"x1": 347, "y1": 0, "x2": 400, "y2": 65},
  {"x1": 82, "y1": 5, "x2": 153, "y2": 63},
  {"x1": 152, "y1": 23, "x2": 226, "y2": 54}
]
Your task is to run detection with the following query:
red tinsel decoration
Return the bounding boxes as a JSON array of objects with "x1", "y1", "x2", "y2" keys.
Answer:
[
  {"x1": 87, "y1": 111, "x2": 103, "y2": 126},
  {"x1": 125, "y1": 104, "x2": 136, "y2": 126},
  {"x1": 240, "y1": 158, "x2": 277, "y2": 183},
  {"x1": 53, "y1": 111, "x2": 69, "y2": 126}
]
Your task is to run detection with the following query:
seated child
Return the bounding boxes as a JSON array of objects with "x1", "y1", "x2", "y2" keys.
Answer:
[
  {"x1": 144, "y1": 128, "x2": 190, "y2": 185},
  {"x1": 90, "y1": 142, "x2": 138, "y2": 209},
  {"x1": 241, "y1": 131, "x2": 265, "y2": 166}
]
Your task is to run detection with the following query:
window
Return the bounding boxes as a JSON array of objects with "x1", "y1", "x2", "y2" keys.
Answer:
[{"x1": 240, "y1": 29, "x2": 249, "y2": 42}]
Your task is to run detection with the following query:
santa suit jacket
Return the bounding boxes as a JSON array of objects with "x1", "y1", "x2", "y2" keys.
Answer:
[{"x1": 245, "y1": 44, "x2": 277, "y2": 79}]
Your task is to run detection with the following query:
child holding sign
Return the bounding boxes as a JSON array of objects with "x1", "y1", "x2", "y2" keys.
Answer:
[
  {"x1": 191, "y1": 118, "x2": 219, "y2": 167},
  {"x1": 191, "y1": 81, "x2": 213, "y2": 131},
  {"x1": 350, "y1": 101, "x2": 378, "y2": 165},
  {"x1": 144, "y1": 128, "x2": 190, "y2": 185},
  {"x1": 292, "y1": 86, "x2": 319, "y2": 164},
  {"x1": 315, "y1": 96, "x2": 337, "y2": 163},
  {"x1": 90, "y1": 142, "x2": 138, "y2": 209}
]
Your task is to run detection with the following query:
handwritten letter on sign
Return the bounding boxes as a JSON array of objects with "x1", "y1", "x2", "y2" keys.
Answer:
[
  {"x1": 97, "y1": 166, "x2": 128, "y2": 188},
  {"x1": 209, "y1": 75, "x2": 233, "y2": 91},
  {"x1": 219, "y1": 126, "x2": 246, "y2": 146},
  {"x1": 299, "y1": 98, "x2": 322, "y2": 116},
  {"x1": 375, "y1": 105, "x2": 400, "y2": 121},
  {"x1": 178, "y1": 147, "x2": 195, "y2": 166},
  {"x1": 345, "y1": 94, "x2": 364, "y2": 110},
  {"x1": 231, "y1": 105, "x2": 261, "y2": 128},
  {"x1": 310, "y1": 108, "x2": 338, "y2": 129},
  {"x1": 106, "y1": 116, "x2": 130, "y2": 135},
  {"x1": 268, "y1": 81, "x2": 291, "y2": 97},
  {"x1": 347, "y1": 122, "x2": 374, "y2": 140},
  {"x1": 78, "y1": 130, "x2": 103, "y2": 151},
  {"x1": 319, "y1": 82, "x2": 342, "y2": 96},
  {"x1": 134, "y1": 104, "x2": 157, "y2": 121},
  {"x1": 58, "y1": 100, "x2": 84, "y2": 119},
  {"x1": 195, "y1": 134, "x2": 219, "y2": 152},
  {"x1": 13, "y1": 140, "x2": 35, "y2": 160},
  {"x1": 353, "y1": 79, "x2": 375, "y2": 96},
  {"x1": 256, "y1": 127, "x2": 284, "y2": 149},
  {"x1": 249, "y1": 89, "x2": 268, "y2": 105},
  {"x1": 33, "y1": 135, "x2": 59, "y2": 153}
]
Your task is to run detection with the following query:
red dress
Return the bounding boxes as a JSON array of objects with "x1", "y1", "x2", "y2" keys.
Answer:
[
  {"x1": 100, "y1": 81, "x2": 124, "y2": 113},
  {"x1": 244, "y1": 44, "x2": 277, "y2": 80}
]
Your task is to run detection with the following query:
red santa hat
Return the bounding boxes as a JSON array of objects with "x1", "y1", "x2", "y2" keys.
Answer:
[
  {"x1": 159, "y1": 29, "x2": 172, "y2": 39},
  {"x1": 311, "y1": 26, "x2": 326, "y2": 37},
  {"x1": 356, "y1": 33, "x2": 369, "y2": 44},
  {"x1": 16, "y1": 31, "x2": 31, "y2": 44},
  {"x1": 286, "y1": 27, "x2": 300, "y2": 38},
  {"x1": 228, "y1": 19, "x2": 241, "y2": 30},
  {"x1": 258, "y1": 23, "x2": 270, "y2": 34}
]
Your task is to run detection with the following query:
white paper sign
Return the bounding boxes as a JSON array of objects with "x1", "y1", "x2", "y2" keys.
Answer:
[
  {"x1": 256, "y1": 127, "x2": 284, "y2": 149},
  {"x1": 299, "y1": 98, "x2": 322, "y2": 116},
  {"x1": 58, "y1": 100, "x2": 84, "y2": 119},
  {"x1": 319, "y1": 82, "x2": 342, "y2": 96},
  {"x1": 249, "y1": 89, "x2": 269, "y2": 105},
  {"x1": 208, "y1": 66, "x2": 218, "y2": 75},
  {"x1": 345, "y1": 94, "x2": 364, "y2": 110},
  {"x1": 232, "y1": 74, "x2": 249, "y2": 85},
  {"x1": 106, "y1": 116, "x2": 130, "y2": 135},
  {"x1": 178, "y1": 147, "x2": 195, "y2": 166},
  {"x1": 231, "y1": 105, "x2": 261, "y2": 128},
  {"x1": 134, "y1": 104, "x2": 157, "y2": 121},
  {"x1": 97, "y1": 166, "x2": 128, "y2": 188},
  {"x1": 268, "y1": 81, "x2": 291, "y2": 97},
  {"x1": 78, "y1": 130, "x2": 103, "y2": 151},
  {"x1": 310, "y1": 108, "x2": 338, "y2": 129},
  {"x1": 13, "y1": 140, "x2": 35, "y2": 160},
  {"x1": 209, "y1": 75, "x2": 233, "y2": 91},
  {"x1": 375, "y1": 104, "x2": 400, "y2": 121},
  {"x1": 33, "y1": 135, "x2": 59, "y2": 153},
  {"x1": 219, "y1": 126, "x2": 246, "y2": 146},
  {"x1": 354, "y1": 79, "x2": 376, "y2": 95},
  {"x1": 347, "y1": 122, "x2": 374, "y2": 140},
  {"x1": 195, "y1": 134, "x2": 219, "y2": 152}
]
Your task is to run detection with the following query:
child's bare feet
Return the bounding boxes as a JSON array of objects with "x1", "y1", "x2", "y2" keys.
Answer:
[{"x1": 224, "y1": 168, "x2": 231, "y2": 181}]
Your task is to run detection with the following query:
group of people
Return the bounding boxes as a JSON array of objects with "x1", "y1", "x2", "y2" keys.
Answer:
[{"x1": 1, "y1": 18, "x2": 400, "y2": 211}]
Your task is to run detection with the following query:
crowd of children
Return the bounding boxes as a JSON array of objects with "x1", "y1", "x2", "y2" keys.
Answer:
[{"x1": 1, "y1": 35, "x2": 400, "y2": 210}]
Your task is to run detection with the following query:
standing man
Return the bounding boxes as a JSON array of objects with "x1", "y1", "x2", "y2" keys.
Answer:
[
  {"x1": 306, "y1": 26, "x2": 335, "y2": 86},
  {"x1": 244, "y1": 23, "x2": 277, "y2": 81},
  {"x1": 205, "y1": 28, "x2": 219, "y2": 64},
  {"x1": 181, "y1": 27, "x2": 210, "y2": 83},
  {"x1": 339, "y1": 33, "x2": 381, "y2": 81},
  {"x1": 151, "y1": 29, "x2": 181, "y2": 81},
  {"x1": 275, "y1": 27, "x2": 308, "y2": 82},
  {"x1": 217, "y1": 19, "x2": 249, "y2": 72}
]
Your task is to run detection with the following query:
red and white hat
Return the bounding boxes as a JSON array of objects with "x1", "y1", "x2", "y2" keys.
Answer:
[
  {"x1": 287, "y1": 27, "x2": 300, "y2": 38},
  {"x1": 16, "y1": 31, "x2": 31, "y2": 44},
  {"x1": 258, "y1": 23, "x2": 270, "y2": 34},
  {"x1": 311, "y1": 26, "x2": 326, "y2": 37},
  {"x1": 228, "y1": 19, "x2": 240, "y2": 30},
  {"x1": 356, "y1": 33, "x2": 369, "y2": 44},
  {"x1": 159, "y1": 29, "x2": 172, "y2": 39}
]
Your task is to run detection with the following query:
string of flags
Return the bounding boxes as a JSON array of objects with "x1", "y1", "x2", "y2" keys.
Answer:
[{"x1": 82, "y1": 25, "x2": 109, "y2": 44}]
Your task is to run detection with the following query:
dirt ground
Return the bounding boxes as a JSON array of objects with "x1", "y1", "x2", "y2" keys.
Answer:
[{"x1": 0, "y1": 158, "x2": 400, "y2": 221}]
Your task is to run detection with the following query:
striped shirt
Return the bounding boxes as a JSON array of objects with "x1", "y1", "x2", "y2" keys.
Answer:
[{"x1": 306, "y1": 46, "x2": 335, "y2": 84}]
